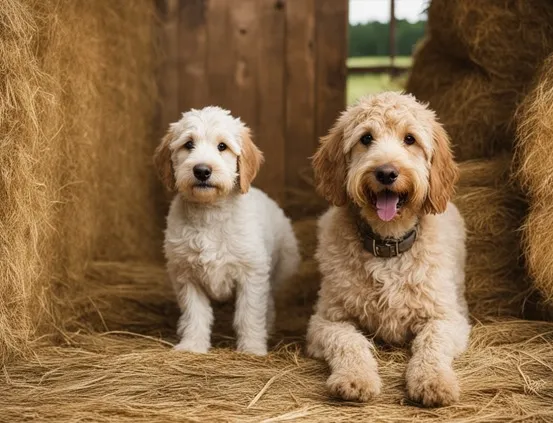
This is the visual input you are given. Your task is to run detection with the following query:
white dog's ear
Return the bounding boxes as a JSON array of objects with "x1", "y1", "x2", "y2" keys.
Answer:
[
  {"x1": 238, "y1": 128, "x2": 264, "y2": 194},
  {"x1": 154, "y1": 128, "x2": 176, "y2": 191},
  {"x1": 422, "y1": 121, "x2": 459, "y2": 214},
  {"x1": 312, "y1": 119, "x2": 348, "y2": 206}
]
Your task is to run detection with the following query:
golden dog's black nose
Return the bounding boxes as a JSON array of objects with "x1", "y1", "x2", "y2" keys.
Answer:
[
  {"x1": 375, "y1": 165, "x2": 399, "y2": 185},
  {"x1": 193, "y1": 164, "x2": 212, "y2": 181}
]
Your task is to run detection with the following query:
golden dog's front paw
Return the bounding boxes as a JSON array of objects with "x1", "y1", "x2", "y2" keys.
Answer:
[
  {"x1": 327, "y1": 369, "x2": 382, "y2": 402},
  {"x1": 406, "y1": 364, "x2": 459, "y2": 407}
]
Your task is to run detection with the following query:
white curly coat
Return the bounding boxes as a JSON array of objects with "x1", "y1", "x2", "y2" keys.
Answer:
[{"x1": 155, "y1": 107, "x2": 299, "y2": 356}]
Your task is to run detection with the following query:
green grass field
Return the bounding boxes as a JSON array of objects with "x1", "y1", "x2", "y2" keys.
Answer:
[
  {"x1": 347, "y1": 56, "x2": 412, "y2": 68},
  {"x1": 347, "y1": 56, "x2": 412, "y2": 105}
]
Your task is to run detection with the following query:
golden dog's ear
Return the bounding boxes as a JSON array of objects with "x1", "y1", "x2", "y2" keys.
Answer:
[
  {"x1": 238, "y1": 128, "x2": 264, "y2": 194},
  {"x1": 312, "y1": 120, "x2": 348, "y2": 206},
  {"x1": 154, "y1": 128, "x2": 176, "y2": 191},
  {"x1": 422, "y1": 121, "x2": 459, "y2": 214}
]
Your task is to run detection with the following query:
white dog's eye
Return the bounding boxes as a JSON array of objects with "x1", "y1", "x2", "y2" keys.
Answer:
[
  {"x1": 360, "y1": 133, "x2": 373, "y2": 146},
  {"x1": 217, "y1": 142, "x2": 227, "y2": 152},
  {"x1": 404, "y1": 134, "x2": 416, "y2": 145},
  {"x1": 184, "y1": 140, "x2": 194, "y2": 150}
]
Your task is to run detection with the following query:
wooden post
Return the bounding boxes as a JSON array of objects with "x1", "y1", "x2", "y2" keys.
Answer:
[{"x1": 389, "y1": 0, "x2": 396, "y2": 77}]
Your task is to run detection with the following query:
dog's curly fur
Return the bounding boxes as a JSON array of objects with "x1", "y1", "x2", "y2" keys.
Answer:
[
  {"x1": 306, "y1": 92, "x2": 470, "y2": 407},
  {"x1": 154, "y1": 107, "x2": 300, "y2": 355}
]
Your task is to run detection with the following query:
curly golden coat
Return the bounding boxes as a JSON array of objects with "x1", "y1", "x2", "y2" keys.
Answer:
[{"x1": 306, "y1": 92, "x2": 470, "y2": 407}]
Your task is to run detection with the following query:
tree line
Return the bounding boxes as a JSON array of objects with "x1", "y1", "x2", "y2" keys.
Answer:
[{"x1": 349, "y1": 20, "x2": 426, "y2": 57}]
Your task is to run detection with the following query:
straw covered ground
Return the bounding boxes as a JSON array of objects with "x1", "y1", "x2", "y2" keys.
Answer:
[
  {"x1": 1, "y1": 0, "x2": 553, "y2": 422},
  {"x1": 2, "y1": 241, "x2": 553, "y2": 422},
  {"x1": 3, "y1": 316, "x2": 553, "y2": 422}
]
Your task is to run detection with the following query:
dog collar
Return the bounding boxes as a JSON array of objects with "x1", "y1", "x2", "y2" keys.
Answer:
[{"x1": 357, "y1": 220, "x2": 419, "y2": 258}]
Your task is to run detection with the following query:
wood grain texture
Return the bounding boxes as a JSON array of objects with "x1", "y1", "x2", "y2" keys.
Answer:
[
  {"x1": 205, "y1": 0, "x2": 233, "y2": 109},
  {"x1": 177, "y1": 0, "x2": 208, "y2": 113},
  {"x1": 285, "y1": 0, "x2": 316, "y2": 194},
  {"x1": 315, "y1": 0, "x2": 348, "y2": 139},
  {"x1": 157, "y1": 0, "x2": 180, "y2": 129},
  {"x1": 255, "y1": 0, "x2": 286, "y2": 203},
  {"x1": 228, "y1": 0, "x2": 258, "y2": 127}
]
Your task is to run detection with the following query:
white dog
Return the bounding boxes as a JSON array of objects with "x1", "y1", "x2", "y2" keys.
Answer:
[{"x1": 154, "y1": 106, "x2": 299, "y2": 355}]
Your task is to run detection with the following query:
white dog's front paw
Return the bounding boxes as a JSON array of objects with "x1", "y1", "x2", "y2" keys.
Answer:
[
  {"x1": 327, "y1": 368, "x2": 382, "y2": 402},
  {"x1": 173, "y1": 339, "x2": 209, "y2": 354},
  {"x1": 237, "y1": 342, "x2": 268, "y2": 356},
  {"x1": 406, "y1": 363, "x2": 460, "y2": 407}
]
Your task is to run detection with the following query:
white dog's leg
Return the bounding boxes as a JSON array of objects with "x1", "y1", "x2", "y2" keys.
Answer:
[
  {"x1": 266, "y1": 293, "x2": 276, "y2": 335},
  {"x1": 234, "y1": 274, "x2": 270, "y2": 356},
  {"x1": 306, "y1": 313, "x2": 381, "y2": 402},
  {"x1": 406, "y1": 314, "x2": 470, "y2": 407},
  {"x1": 174, "y1": 282, "x2": 213, "y2": 353}
]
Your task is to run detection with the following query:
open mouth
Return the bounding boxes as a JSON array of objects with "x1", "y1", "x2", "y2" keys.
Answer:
[{"x1": 368, "y1": 189, "x2": 408, "y2": 222}]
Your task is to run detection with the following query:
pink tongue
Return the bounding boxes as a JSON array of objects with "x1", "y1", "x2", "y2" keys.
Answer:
[{"x1": 376, "y1": 191, "x2": 399, "y2": 221}]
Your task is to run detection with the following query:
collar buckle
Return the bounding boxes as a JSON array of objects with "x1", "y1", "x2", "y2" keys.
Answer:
[
  {"x1": 379, "y1": 240, "x2": 400, "y2": 257},
  {"x1": 390, "y1": 240, "x2": 399, "y2": 257},
  {"x1": 363, "y1": 226, "x2": 417, "y2": 258}
]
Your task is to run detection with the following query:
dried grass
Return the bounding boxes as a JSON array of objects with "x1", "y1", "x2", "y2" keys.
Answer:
[
  {"x1": 427, "y1": 0, "x2": 553, "y2": 81},
  {"x1": 455, "y1": 157, "x2": 530, "y2": 317},
  {"x1": 515, "y1": 54, "x2": 553, "y2": 309},
  {"x1": 408, "y1": 1, "x2": 553, "y2": 164},
  {"x1": 3, "y1": 323, "x2": 553, "y2": 422},
  {"x1": 1, "y1": 261, "x2": 552, "y2": 422},
  {"x1": 0, "y1": 0, "x2": 162, "y2": 362},
  {"x1": 406, "y1": 38, "x2": 523, "y2": 161}
]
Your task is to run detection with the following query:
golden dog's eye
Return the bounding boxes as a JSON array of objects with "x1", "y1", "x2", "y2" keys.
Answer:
[
  {"x1": 360, "y1": 133, "x2": 373, "y2": 146},
  {"x1": 404, "y1": 134, "x2": 416, "y2": 145},
  {"x1": 217, "y1": 142, "x2": 227, "y2": 152},
  {"x1": 184, "y1": 140, "x2": 194, "y2": 150}
]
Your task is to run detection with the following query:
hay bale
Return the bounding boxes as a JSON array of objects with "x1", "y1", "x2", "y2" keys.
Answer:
[
  {"x1": 455, "y1": 157, "x2": 529, "y2": 317},
  {"x1": 427, "y1": 0, "x2": 553, "y2": 81},
  {"x1": 406, "y1": 38, "x2": 523, "y2": 161},
  {"x1": 0, "y1": 0, "x2": 161, "y2": 362},
  {"x1": 515, "y1": 55, "x2": 553, "y2": 309}
]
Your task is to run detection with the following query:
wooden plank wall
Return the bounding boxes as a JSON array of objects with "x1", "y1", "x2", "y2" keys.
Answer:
[{"x1": 158, "y1": 0, "x2": 348, "y2": 205}]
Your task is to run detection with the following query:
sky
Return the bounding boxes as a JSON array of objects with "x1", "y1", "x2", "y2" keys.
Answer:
[{"x1": 349, "y1": 0, "x2": 428, "y2": 24}]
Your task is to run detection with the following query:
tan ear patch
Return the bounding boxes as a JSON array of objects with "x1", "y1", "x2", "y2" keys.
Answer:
[
  {"x1": 238, "y1": 128, "x2": 264, "y2": 194},
  {"x1": 422, "y1": 121, "x2": 459, "y2": 214},
  {"x1": 312, "y1": 122, "x2": 348, "y2": 206}
]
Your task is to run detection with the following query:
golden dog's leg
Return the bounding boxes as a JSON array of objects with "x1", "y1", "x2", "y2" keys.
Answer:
[
  {"x1": 406, "y1": 315, "x2": 470, "y2": 407},
  {"x1": 306, "y1": 313, "x2": 381, "y2": 402}
]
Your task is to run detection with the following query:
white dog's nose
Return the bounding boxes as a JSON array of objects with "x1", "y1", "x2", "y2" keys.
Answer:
[{"x1": 193, "y1": 164, "x2": 212, "y2": 181}]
